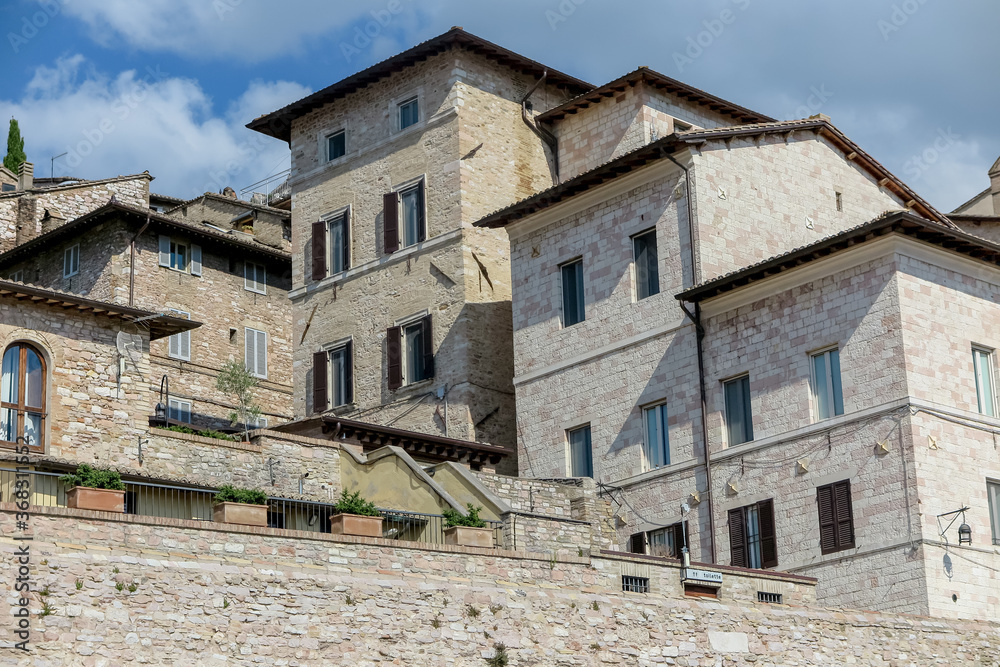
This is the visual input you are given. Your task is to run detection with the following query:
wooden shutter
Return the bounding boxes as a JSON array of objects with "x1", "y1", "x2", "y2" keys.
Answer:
[
  {"x1": 421, "y1": 314, "x2": 434, "y2": 379},
  {"x1": 817, "y1": 484, "x2": 837, "y2": 553},
  {"x1": 628, "y1": 532, "x2": 646, "y2": 554},
  {"x1": 344, "y1": 340, "x2": 354, "y2": 404},
  {"x1": 728, "y1": 508, "x2": 747, "y2": 567},
  {"x1": 158, "y1": 235, "x2": 170, "y2": 267},
  {"x1": 834, "y1": 481, "x2": 855, "y2": 550},
  {"x1": 255, "y1": 330, "x2": 267, "y2": 379},
  {"x1": 758, "y1": 498, "x2": 778, "y2": 569},
  {"x1": 190, "y1": 244, "x2": 202, "y2": 276},
  {"x1": 387, "y1": 326, "x2": 402, "y2": 390},
  {"x1": 312, "y1": 350, "x2": 328, "y2": 414},
  {"x1": 416, "y1": 182, "x2": 426, "y2": 242},
  {"x1": 343, "y1": 210, "x2": 352, "y2": 270},
  {"x1": 169, "y1": 333, "x2": 179, "y2": 358},
  {"x1": 383, "y1": 191, "x2": 399, "y2": 254},
  {"x1": 311, "y1": 220, "x2": 326, "y2": 280},
  {"x1": 180, "y1": 331, "x2": 190, "y2": 361},
  {"x1": 671, "y1": 521, "x2": 689, "y2": 557},
  {"x1": 245, "y1": 329, "x2": 256, "y2": 375}
]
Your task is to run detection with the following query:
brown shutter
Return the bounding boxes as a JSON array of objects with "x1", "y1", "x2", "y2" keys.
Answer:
[
  {"x1": 416, "y1": 181, "x2": 426, "y2": 242},
  {"x1": 312, "y1": 350, "x2": 327, "y2": 414},
  {"x1": 344, "y1": 340, "x2": 354, "y2": 404},
  {"x1": 311, "y1": 220, "x2": 326, "y2": 280},
  {"x1": 817, "y1": 484, "x2": 837, "y2": 554},
  {"x1": 673, "y1": 521, "x2": 689, "y2": 557},
  {"x1": 421, "y1": 314, "x2": 434, "y2": 379},
  {"x1": 628, "y1": 532, "x2": 646, "y2": 554},
  {"x1": 834, "y1": 480, "x2": 855, "y2": 550},
  {"x1": 383, "y1": 191, "x2": 399, "y2": 254},
  {"x1": 728, "y1": 508, "x2": 747, "y2": 568},
  {"x1": 343, "y1": 209, "x2": 352, "y2": 270},
  {"x1": 758, "y1": 498, "x2": 778, "y2": 569},
  {"x1": 387, "y1": 326, "x2": 402, "y2": 390}
]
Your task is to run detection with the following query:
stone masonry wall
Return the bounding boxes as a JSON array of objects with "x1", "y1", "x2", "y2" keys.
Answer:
[{"x1": 4, "y1": 508, "x2": 1000, "y2": 665}]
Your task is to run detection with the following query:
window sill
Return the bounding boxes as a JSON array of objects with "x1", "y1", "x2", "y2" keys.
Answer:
[
  {"x1": 244, "y1": 288, "x2": 267, "y2": 296},
  {"x1": 396, "y1": 378, "x2": 434, "y2": 393}
]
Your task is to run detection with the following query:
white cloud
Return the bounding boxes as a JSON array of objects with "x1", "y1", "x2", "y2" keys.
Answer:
[
  {"x1": 0, "y1": 55, "x2": 307, "y2": 199},
  {"x1": 52, "y1": 0, "x2": 423, "y2": 62}
]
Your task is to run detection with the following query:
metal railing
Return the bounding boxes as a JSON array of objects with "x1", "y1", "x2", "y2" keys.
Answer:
[
  {"x1": 0, "y1": 468, "x2": 503, "y2": 548},
  {"x1": 240, "y1": 169, "x2": 290, "y2": 207}
]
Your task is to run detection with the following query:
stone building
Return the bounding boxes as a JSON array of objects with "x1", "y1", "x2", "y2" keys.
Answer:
[
  {"x1": 0, "y1": 200, "x2": 295, "y2": 429},
  {"x1": 477, "y1": 103, "x2": 1000, "y2": 618}
]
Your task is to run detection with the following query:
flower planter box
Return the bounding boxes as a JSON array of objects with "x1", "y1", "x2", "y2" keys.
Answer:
[
  {"x1": 330, "y1": 513, "x2": 383, "y2": 538},
  {"x1": 66, "y1": 487, "x2": 126, "y2": 513},
  {"x1": 444, "y1": 526, "x2": 494, "y2": 548},
  {"x1": 213, "y1": 501, "x2": 267, "y2": 527}
]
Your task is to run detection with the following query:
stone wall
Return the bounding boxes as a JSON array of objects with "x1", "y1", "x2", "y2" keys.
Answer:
[
  {"x1": 163, "y1": 194, "x2": 290, "y2": 253},
  {"x1": 5, "y1": 507, "x2": 1000, "y2": 665}
]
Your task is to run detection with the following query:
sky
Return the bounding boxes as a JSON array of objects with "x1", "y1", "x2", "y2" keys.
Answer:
[{"x1": 1, "y1": 0, "x2": 996, "y2": 212}]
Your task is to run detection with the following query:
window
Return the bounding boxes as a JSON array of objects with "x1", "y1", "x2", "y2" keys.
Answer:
[
  {"x1": 621, "y1": 576, "x2": 650, "y2": 593},
  {"x1": 327, "y1": 211, "x2": 350, "y2": 275},
  {"x1": 642, "y1": 402, "x2": 670, "y2": 470},
  {"x1": 728, "y1": 499, "x2": 776, "y2": 569},
  {"x1": 398, "y1": 96, "x2": 419, "y2": 129},
  {"x1": 63, "y1": 244, "x2": 79, "y2": 278},
  {"x1": 327, "y1": 130, "x2": 346, "y2": 161},
  {"x1": 567, "y1": 425, "x2": 593, "y2": 478},
  {"x1": 244, "y1": 262, "x2": 266, "y2": 294},
  {"x1": 1, "y1": 183, "x2": 14, "y2": 193},
  {"x1": 811, "y1": 348, "x2": 844, "y2": 420},
  {"x1": 632, "y1": 229, "x2": 659, "y2": 300},
  {"x1": 312, "y1": 341, "x2": 354, "y2": 412},
  {"x1": 9, "y1": 270, "x2": 24, "y2": 283},
  {"x1": 757, "y1": 591, "x2": 783, "y2": 604},
  {"x1": 383, "y1": 181, "x2": 425, "y2": 254},
  {"x1": 817, "y1": 479, "x2": 855, "y2": 554},
  {"x1": 167, "y1": 311, "x2": 191, "y2": 361},
  {"x1": 158, "y1": 236, "x2": 201, "y2": 276},
  {"x1": 1, "y1": 343, "x2": 45, "y2": 451},
  {"x1": 387, "y1": 316, "x2": 433, "y2": 390},
  {"x1": 167, "y1": 398, "x2": 191, "y2": 423},
  {"x1": 245, "y1": 328, "x2": 268, "y2": 379},
  {"x1": 561, "y1": 259, "x2": 585, "y2": 327},
  {"x1": 988, "y1": 480, "x2": 1000, "y2": 546},
  {"x1": 649, "y1": 522, "x2": 688, "y2": 558},
  {"x1": 724, "y1": 375, "x2": 754, "y2": 446},
  {"x1": 974, "y1": 346, "x2": 996, "y2": 417}
]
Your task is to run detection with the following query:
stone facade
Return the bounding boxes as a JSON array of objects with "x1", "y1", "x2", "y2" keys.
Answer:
[
  {"x1": 164, "y1": 193, "x2": 291, "y2": 253},
  {"x1": 0, "y1": 206, "x2": 294, "y2": 429},
  {"x1": 6, "y1": 506, "x2": 1000, "y2": 665}
]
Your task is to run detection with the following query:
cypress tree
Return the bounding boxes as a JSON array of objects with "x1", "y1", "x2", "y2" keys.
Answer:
[{"x1": 4, "y1": 118, "x2": 27, "y2": 174}]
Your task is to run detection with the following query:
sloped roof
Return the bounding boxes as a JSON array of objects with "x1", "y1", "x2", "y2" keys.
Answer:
[
  {"x1": 537, "y1": 67, "x2": 773, "y2": 125},
  {"x1": 164, "y1": 192, "x2": 290, "y2": 218},
  {"x1": 248, "y1": 27, "x2": 593, "y2": 143},
  {"x1": 675, "y1": 211, "x2": 1000, "y2": 303},
  {"x1": 0, "y1": 173, "x2": 153, "y2": 199},
  {"x1": 0, "y1": 279, "x2": 199, "y2": 340},
  {"x1": 474, "y1": 119, "x2": 952, "y2": 229}
]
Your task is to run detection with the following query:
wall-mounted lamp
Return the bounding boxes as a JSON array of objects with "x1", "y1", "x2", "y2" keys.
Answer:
[
  {"x1": 937, "y1": 507, "x2": 972, "y2": 546},
  {"x1": 958, "y1": 522, "x2": 972, "y2": 546}
]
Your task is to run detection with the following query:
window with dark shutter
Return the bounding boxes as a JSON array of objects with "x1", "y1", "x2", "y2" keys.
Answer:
[
  {"x1": 758, "y1": 498, "x2": 777, "y2": 568},
  {"x1": 383, "y1": 191, "x2": 400, "y2": 254},
  {"x1": 312, "y1": 350, "x2": 327, "y2": 414},
  {"x1": 817, "y1": 480, "x2": 855, "y2": 554},
  {"x1": 311, "y1": 220, "x2": 326, "y2": 280},
  {"x1": 628, "y1": 532, "x2": 647, "y2": 554},
  {"x1": 387, "y1": 326, "x2": 402, "y2": 390},
  {"x1": 343, "y1": 340, "x2": 354, "y2": 404},
  {"x1": 728, "y1": 507, "x2": 747, "y2": 568},
  {"x1": 420, "y1": 315, "x2": 434, "y2": 380}
]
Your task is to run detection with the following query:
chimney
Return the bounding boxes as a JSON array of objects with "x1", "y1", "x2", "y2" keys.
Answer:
[
  {"x1": 17, "y1": 162, "x2": 33, "y2": 191},
  {"x1": 990, "y1": 156, "x2": 1000, "y2": 216}
]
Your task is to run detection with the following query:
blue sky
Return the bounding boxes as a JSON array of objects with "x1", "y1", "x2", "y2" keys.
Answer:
[{"x1": 1, "y1": 0, "x2": 997, "y2": 211}]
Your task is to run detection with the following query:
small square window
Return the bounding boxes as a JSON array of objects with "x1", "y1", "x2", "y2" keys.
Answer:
[
  {"x1": 648, "y1": 521, "x2": 687, "y2": 558},
  {"x1": 973, "y1": 346, "x2": 996, "y2": 417},
  {"x1": 170, "y1": 241, "x2": 188, "y2": 272},
  {"x1": 244, "y1": 262, "x2": 267, "y2": 294},
  {"x1": 621, "y1": 576, "x2": 650, "y2": 593},
  {"x1": 729, "y1": 498, "x2": 777, "y2": 569},
  {"x1": 168, "y1": 311, "x2": 191, "y2": 361},
  {"x1": 567, "y1": 425, "x2": 593, "y2": 478},
  {"x1": 168, "y1": 398, "x2": 191, "y2": 423},
  {"x1": 398, "y1": 97, "x2": 419, "y2": 130},
  {"x1": 63, "y1": 244, "x2": 80, "y2": 278},
  {"x1": 632, "y1": 229, "x2": 660, "y2": 300},
  {"x1": 327, "y1": 130, "x2": 346, "y2": 161},
  {"x1": 9, "y1": 270, "x2": 24, "y2": 283},
  {"x1": 724, "y1": 375, "x2": 753, "y2": 446},
  {"x1": 561, "y1": 259, "x2": 585, "y2": 327}
]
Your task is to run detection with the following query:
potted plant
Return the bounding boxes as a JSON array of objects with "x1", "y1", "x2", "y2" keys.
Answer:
[
  {"x1": 60, "y1": 465, "x2": 127, "y2": 513},
  {"x1": 330, "y1": 490, "x2": 383, "y2": 537},
  {"x1": 212, "y1": 485, "x2": 269, "y2": 527},
  {"x1": 443, "y1": 503, "x2": 494, "y2": 548}
]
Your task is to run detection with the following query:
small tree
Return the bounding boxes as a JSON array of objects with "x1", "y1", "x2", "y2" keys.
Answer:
[
  {"x1": 4, "y1": 118, "x2": 26, "y2": 174},
  {"x1": 215, "y1": 360, "x2": 262, "y2": 441}
]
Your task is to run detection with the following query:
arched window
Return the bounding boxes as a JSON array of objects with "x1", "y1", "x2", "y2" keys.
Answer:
[{"x1": 1, "y1": 343, "x2": 46, "y2": 451}]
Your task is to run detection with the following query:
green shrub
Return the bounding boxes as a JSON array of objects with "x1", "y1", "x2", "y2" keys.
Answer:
[
  {"x1": 333, "y1": 490, "x2": 380, "y2": 517},
  {"x1": 443, "y1": 503, "x2": 487, "y2": 528},
  {"x1": 163, "y1": 425, "x2": 236, "y2": 441},
  {"x1": 214, "y1": 484, "x2": 268, "y2": 506},
  {"x1": 59, "y1": 465, "x2": 125, "y2": 491}
]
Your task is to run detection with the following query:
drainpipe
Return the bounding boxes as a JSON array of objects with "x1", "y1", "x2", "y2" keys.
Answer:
[
  {"x1": 521, "y1": 70, "x2": 560, "y2": 181},
  {"x1": 667, "y1": 152, "x2": 716, "y2": 564},
  {"x1": 129, "y1": 213, "x2": 151, "y2": 307}
]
